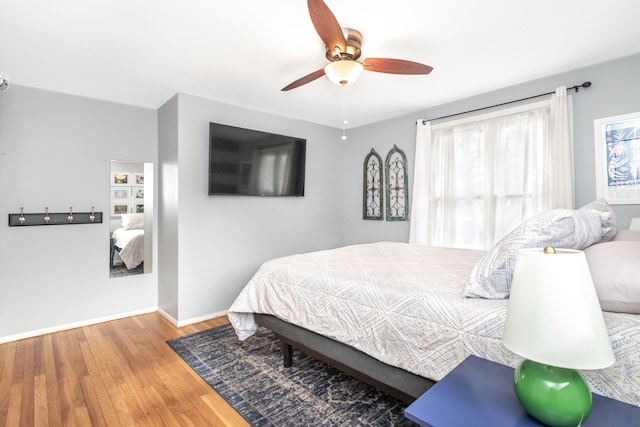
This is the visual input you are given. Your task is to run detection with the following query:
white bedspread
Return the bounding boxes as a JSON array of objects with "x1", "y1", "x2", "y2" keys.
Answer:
[
  {"x1": 228, "y1": 242, "x2": 640, "y2": 406},
  {"x1": 112, "y1": 228, "x2": 144, "y2": 270}
]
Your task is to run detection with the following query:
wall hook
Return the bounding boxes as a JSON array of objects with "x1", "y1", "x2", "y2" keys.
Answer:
[{"x1": 9, "y1": 208, "x2": 103, "y2": 226}]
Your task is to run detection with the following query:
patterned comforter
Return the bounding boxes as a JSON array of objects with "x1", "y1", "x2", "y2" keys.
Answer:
[{"x1": 228, "y1": 242, "x2": 640, "y2": 406}]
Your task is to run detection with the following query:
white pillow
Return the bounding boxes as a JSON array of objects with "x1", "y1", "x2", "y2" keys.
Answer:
[
  {"x1": 585, "y1": 241, "x2": 640, "y2": 314},
  {"x1": 464, "y1": 208, "x2": 604, "y2": 299},
  {"x1": 577, "y1": 198, "x2": 616, "y2": 242},
  {"x1": 121, "y1": 213, "x2": 144, "y2": 230}
]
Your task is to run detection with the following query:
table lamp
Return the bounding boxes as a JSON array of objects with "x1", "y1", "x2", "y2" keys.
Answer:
[{"x1": 502, "y1": 247, "x2": 615, "y2": 427}]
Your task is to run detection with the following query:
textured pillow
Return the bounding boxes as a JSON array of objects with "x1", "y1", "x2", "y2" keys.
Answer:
[
  {"x1": 585, "y1": 241, "x2": 640, "y2": 314},
  {"x1": 577, "y1": 198, "x2": 616, "y2": 242},
  {"x1": 121, "y1": 213, "x2": 144, "y2": 229},
  {"x1": 464, "y1": 208, "x2": 603, "y2": 299},
  {"x1": 612, "y1": 229, "x2": 640, "y2": 242}
]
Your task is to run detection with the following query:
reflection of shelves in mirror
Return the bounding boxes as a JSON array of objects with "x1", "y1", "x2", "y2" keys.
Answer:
[
  {"x1": 211, "y1": 162, "x2": 239, "y2": 174},
  {"x1": 210, "y1": 161, "x2": 241, "y2": 192},
  {"x1": 212, "y1": 139, "x2": 238, "y2": 152}
]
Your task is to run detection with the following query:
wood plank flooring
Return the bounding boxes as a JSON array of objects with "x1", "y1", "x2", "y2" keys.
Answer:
[{"x1": 0, "y1": 312, "x2": 249, "y2": 426}]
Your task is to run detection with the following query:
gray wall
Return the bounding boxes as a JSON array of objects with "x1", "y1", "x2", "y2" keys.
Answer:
[
  {"x1": 157, "y1": 94, "x2": 180, "y2": 320},
  {"x1": 2, "y1": 53, "x2": 639, "y2": 340},
  {"x1": 0, "y1": 86, "x2": 158, "y2": 340},
  {"x1": 344, "y1": 53, "x2": 640, "y2": 244},
  {"x1": 158, "y1": 93, "x2": 346, "y2": 325}
]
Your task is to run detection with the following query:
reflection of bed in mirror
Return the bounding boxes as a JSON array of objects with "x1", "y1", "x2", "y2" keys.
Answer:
[{"x1": 110, "y1": 213, "x2": 144, "y2": 270}]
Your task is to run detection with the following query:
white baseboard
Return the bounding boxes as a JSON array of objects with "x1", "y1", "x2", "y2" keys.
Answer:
[
  {"x1": 0, "y1": 307, "x2": 158, "y2": 344},
  {"x1": 176, "y1": 310, "x2": 228, "y2": 327},
  {"x1": 1, "y1": 307, "x2": 230, "y2": 344},
  {"x1": 156, "y1": 308, "x2": 228, "y2": 328},
  {"x1": 157, "y1": 307, "x2": 178, "y2": 326}
]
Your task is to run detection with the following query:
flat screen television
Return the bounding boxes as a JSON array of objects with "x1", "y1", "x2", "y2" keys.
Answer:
[{"x1": 208, "y1": 123, "x2": 306, "y2": 196}]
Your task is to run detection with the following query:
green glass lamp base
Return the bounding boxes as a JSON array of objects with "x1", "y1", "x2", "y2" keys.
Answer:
[{"x1": 514, "y1": 359, "x2": 592, "y2": 427}]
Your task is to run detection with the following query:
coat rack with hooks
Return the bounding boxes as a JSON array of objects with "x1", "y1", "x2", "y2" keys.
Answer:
[{"x1": 8, "y1": 207, "x2": 103, "y2": 226}]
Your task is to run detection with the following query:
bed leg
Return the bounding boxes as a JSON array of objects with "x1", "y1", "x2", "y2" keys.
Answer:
[{"x1": 283, "y1": 342, "x2": 293, "y2": 368}]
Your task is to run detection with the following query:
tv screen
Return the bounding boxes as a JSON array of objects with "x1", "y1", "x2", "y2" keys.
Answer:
[{"x1": 208, "y1": 123, "x2": 306, "y2": 196}]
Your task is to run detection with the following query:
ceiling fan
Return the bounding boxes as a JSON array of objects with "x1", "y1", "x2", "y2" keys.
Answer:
[{"x1": 281, "y1": 0, "x2": 433, "y2": 91}]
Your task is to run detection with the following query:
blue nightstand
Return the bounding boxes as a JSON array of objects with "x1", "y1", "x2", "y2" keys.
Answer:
[{"x1": 405, "y1": 355, "x2": 640, "y2": 427}]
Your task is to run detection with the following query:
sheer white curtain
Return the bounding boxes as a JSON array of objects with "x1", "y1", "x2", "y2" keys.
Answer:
[
  {"x1": 409, "y1": 87, "x2": 574, "y2": 249},
  {"x1": 547, "y1": 86, "x2": 574, "y2": 208}
]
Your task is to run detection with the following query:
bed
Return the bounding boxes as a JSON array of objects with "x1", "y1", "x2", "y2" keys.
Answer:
[
  {"x1": 228, "y1": 200, "x2": 640, "y2": 406},
  {"x1": 110, "y1": 213, "x2": 145, "y2": 270}
]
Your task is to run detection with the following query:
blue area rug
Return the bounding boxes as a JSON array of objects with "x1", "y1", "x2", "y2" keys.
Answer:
[{"x1": 167, "y1": 324, "x2": 416, "y2": 426}]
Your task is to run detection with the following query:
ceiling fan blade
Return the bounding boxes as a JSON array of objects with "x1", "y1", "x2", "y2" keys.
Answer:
[
  {"x1": 308, "y1": 0, "x2": 346, "y2": 56},
  {"x1": 362, "y1": 58, "x2": 433, "y2": 75},
  {"x1": 281, "y1": 68, "x2": 326, "y2": 91}
]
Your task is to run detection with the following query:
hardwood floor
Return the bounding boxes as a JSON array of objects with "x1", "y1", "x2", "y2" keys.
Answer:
[{"x1": 0, "y1": 312, "x2": 249, "y2": 426}]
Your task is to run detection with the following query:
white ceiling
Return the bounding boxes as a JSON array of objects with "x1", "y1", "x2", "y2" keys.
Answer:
[{"x1": 2, "y1": 0, "x2": 640, "y2": 129}]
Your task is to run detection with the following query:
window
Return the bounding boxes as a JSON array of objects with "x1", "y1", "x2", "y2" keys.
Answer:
[{"x1": 410, "y1": 91, "x2": 573, "y2": 250}]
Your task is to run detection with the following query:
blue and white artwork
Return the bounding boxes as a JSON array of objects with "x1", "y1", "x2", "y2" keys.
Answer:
[{"x1": 595, "y1": 113, "x2": 640, "y2": 204}]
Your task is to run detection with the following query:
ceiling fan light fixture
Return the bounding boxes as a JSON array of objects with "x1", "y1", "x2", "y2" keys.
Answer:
[{"x1": 324, "y1": 60, "x2": 363, "y2": 86}]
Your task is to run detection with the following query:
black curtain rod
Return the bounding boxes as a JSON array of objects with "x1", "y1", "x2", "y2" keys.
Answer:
[{"x1": 420, "y1": 81, "x2": 592, "y2": 124}]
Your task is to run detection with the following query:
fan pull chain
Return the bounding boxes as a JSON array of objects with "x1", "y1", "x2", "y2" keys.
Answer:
[{"x1": 341, "y1": 83, "x2": 348, "y2": 141}]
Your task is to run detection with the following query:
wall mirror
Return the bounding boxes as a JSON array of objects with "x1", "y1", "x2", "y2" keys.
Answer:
[{"x1": 109, "y1": 160, "x2": 153, "y2": 278}]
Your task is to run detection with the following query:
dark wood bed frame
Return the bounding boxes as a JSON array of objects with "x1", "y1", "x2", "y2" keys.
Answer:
[{"x1": 254, "y1": 313, "x2": 435, "y2": 403}]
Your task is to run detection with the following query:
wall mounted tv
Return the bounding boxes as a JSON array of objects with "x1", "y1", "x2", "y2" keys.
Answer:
[{"x1": 208, "y1": 123, "x2": 306, "y2": 196}]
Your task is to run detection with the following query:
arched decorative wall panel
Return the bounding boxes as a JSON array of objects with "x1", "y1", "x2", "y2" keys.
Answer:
[
  {"x1": 363, "y1": 148, "x2": 383, "y2": 220},
  {"x1": 385, "y1": 145, "x2": 409, "y2": 221}
]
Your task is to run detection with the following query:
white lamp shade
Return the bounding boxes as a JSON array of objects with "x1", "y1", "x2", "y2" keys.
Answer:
[
  {"x1": 502, "y1": 248, "x2": 615, "y2": 370},
  {"x1": 324, "y1": 60, "x2": 363, "y2": 86}
]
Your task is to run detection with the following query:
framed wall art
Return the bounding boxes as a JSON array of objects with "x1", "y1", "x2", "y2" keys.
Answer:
[
  {"x1": 594, "y1": 112, "x2": 640, "y2": 204},
  {"x1": 132, "y1": 172, "x2": 144, "y2": 185},
  {"x1": 363, "y1": 148, "x2": 383, "y2": 220},
  {"x1": 111, "y1": 203, "x2": 130, "y2": 216},
  {"x1": 133, "y1": 185, "x2": 144, "y2": 201},
  {"x1": 111, "y1": 186, "x2": 131, "y2": 202},
  {"x1": 111, "y1": 171, "x2": 131, "y2": 186},
  {"x1": 385, "y1": 145, "x2": 409, "y2": 221}
]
